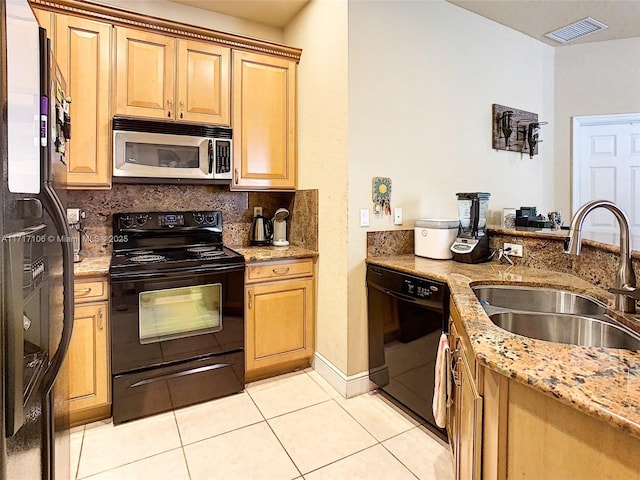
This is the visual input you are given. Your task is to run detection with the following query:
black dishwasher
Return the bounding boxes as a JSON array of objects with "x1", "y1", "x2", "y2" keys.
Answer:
[{"x1": 367, "y1": 264, "x2": 449, "y2": 439}]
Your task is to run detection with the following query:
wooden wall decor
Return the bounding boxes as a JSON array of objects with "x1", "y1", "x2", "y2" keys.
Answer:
[{"x1": 492, "y1": 104, "x2": 539, "y2": 155}]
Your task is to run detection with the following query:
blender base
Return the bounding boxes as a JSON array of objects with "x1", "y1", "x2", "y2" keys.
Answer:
[{"x1": 451, "y1": 235, "x2": 491, "y2": 264}]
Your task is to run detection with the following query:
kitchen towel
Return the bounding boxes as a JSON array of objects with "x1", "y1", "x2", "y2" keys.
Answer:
[{"x1": 432, "y1": 332, "x2": 450, "y2": 428}]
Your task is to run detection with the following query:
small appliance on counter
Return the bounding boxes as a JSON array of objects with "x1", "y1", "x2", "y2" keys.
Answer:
[
  {"x1": 450, "y1": 192, "x2": 491, "y2": 263},
  {"x1": 516, "y1": 206, "x2": 552, "y2": 228},
  {"x1": 414, "y1": 219, "x2": 459, "y2": 259},
  {"x1": 272, "y1": 207, "x2": 290, "y2": 246},
  {"x1": 249, "y1": 214, "x2": 273, "y2": 246}
]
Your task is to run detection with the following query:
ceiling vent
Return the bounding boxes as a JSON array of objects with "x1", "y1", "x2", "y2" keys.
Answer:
[{"x1": 545, "y1": 17, "x2": 608, "y2": 44}]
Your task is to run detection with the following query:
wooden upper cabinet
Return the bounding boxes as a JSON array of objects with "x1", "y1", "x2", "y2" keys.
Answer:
[
  {"x1": 232, "y1": 51, "x2": 297, "y2": 191},
  {"x1": 56, "y1": 15, "x2": 112, "y2": 188},
  {"x1": 116, "y1": 27, "x2": 230, "y2": 124},
  {"x1": 177, "y1": 40, "x2": 229, "y2": 124},
  {"x1": 32, "y1": 7, "x2": 53, "y2": 41},
  {"x1": 115, "y1": 27, "x2": 175, "y2": 119}
]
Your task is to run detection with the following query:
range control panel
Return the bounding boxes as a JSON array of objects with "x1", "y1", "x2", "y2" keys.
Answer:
[{"x1": 115, "y1": 211, "x2": 222, "y2": 231}]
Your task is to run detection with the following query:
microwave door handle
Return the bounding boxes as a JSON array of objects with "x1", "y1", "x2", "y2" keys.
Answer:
[{"x1": 208, "y1": 139, "x2": 214, "y2": 174}]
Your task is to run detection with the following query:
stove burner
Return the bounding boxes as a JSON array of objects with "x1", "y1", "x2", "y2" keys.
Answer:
[
  {"x1": 187, "y1": 246, "x2": 218, "y2": 253},
  {"x1": 128, "y1": 250, "x2": 154, "y2": 256},
  {"x1": 129, "y1": 254, "x2": 166, "y2": 263},
  {"x1": 200, "y1": 250, "x2": 225, "y2": 258}
]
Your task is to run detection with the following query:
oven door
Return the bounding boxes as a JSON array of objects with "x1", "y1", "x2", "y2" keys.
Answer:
[{"x1": 110, "y1": 266, "x2": 244, "y2": 375}]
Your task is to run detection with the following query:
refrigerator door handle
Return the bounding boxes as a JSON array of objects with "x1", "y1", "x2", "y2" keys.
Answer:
[
  {"x1": 40, "y1": 183, "x2": 74, "y2": 395},
  {"x1": 3, "y1": 231, "x2": 26, "y2": 437}
]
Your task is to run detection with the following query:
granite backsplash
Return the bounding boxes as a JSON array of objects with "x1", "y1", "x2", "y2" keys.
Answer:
[
  {"x1": 69, "y1": 185, "x2": 318, "y2": 257},
  {"x1": 367, "y1": 227, "x2": 640, "y2": 292}
]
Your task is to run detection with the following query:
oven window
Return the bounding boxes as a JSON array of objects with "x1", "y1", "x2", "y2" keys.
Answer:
[
  {"x1": 139, "y1": 283, "x2": 222, "y2": 344},
  {"x1": 125, "y1": 142, "x2": 199, "y2": 168}
]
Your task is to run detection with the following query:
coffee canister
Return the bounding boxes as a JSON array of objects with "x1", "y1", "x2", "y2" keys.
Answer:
[{"x1": 414, "y1": 219, "x2": 460, "y2": 259}]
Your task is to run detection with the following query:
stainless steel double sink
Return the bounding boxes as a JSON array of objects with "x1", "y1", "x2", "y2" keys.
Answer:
[{"x1": 472, "y1": 285, "x2": 640, "y2": 350}]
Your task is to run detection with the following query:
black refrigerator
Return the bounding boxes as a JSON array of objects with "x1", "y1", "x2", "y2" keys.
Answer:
[{"x1": 1, "y1": 0, "x2": 74, "y2": 478}]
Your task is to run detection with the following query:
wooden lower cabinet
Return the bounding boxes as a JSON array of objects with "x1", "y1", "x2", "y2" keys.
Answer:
[
  {"x1": 451, "y1": 301, "x2": 640, "y2": 480},
  {"x1": 245, "y1": 259, "x2": 315, "y2": 381},
  {"x1": 449, "y1": 319, "x2": 483, "y2": 480},
  {"x1": 69, "y1": 277, "x2": 110, "y2": 425}
]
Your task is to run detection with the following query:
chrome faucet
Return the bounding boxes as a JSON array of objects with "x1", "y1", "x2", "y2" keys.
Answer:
[{"x1": 564, "y1": 200, "x2": 636, "y2": 313}]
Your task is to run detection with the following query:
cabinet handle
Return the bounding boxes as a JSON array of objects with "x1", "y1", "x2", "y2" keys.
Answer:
[
  {"x1": 248, "y1": 290, "x2": 253, "y2": 309},
  {"x1": 272, "y1": 267, "x2": 290, "y2": 275},
  {"x1": 179, "y1": 101, "x2": 184, "y2": 119},
  {"x1": 98, "y1": 308, "x2": 104, "y2": 330},
  {"x1": 234, "y1": 168, "x2": 239, "y2": 184},
  {"x1": 167, "y1": 99, "x2": 173, "y2": 117},
  {"x1": 74, "y1": 287, "x2": 92, "y2": 296},
  {"x1": 450, "y1": 338, "x2": 462, "y2": 387}
]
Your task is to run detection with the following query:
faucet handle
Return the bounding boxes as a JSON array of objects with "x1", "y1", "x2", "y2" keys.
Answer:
[{"x1": 607, "y1": 286, "x2": 640, "y2": 301}]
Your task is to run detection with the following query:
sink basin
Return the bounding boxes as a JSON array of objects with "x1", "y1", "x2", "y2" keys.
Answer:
[
  {"x1": 472, "y1": 285, "x2": 608, "y2": 317},
  {"x1": 489, "y1": 311, "x2": 640, "y2": 350}
]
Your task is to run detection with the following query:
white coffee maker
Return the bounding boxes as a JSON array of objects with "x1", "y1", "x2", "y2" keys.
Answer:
[{"x1": 272, "y1": 208, "x2": 290, "y2": 246}]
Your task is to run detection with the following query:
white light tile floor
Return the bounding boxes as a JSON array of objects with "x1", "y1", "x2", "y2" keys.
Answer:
[{"x1": 73, "y1": 369, "x2": 454, "y2": 480}]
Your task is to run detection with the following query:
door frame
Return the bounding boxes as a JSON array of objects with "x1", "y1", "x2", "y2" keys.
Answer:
[{"x1": 571, "y1": 112, "x2": 640, "y2": 215}]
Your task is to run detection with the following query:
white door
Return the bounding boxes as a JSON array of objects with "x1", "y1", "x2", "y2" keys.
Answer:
[{"x1": 573, "y1": 115, "x2": 640, "y2": 249}]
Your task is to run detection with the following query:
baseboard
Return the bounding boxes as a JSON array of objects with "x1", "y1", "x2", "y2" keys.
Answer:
[{"x1": 312, "y1": 352, "x2": 372, "y2": 398}]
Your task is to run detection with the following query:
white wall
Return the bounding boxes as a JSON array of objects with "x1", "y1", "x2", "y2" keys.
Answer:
[
  {"x1": 92, "y1": 0, "x2": 284, "y2": 42},
  {"x1": 284, "y1": 1, "x2": 350, "y2": 373},
  {"x1": 346, "y1": 0, "x2": 556, "y2": 375},
  {"x1": 554, "y1": 37, "x2": 640, "y2": 216}
]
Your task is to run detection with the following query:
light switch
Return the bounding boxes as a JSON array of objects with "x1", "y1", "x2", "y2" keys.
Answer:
[
  {"x1": 360, "y1": 209, "x2": 370, "y2": 227},
  {"x1": 394, "y1": 208, "x2": 403, "y2": 225}
]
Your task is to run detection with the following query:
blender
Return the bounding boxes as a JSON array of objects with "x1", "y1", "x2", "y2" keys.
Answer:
[{"x1": 450, "y1": 192, "x2": 491, "y2": 263}]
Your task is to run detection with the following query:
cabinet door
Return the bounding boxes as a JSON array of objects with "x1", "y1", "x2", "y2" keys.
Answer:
[
  {"x1": 176, "y1": 40, "x2": 230, "y2": 125},
  {"x1": 56, "y1": 15, "x2": 112, "y2": 188},
  {"x1": 32, "y1": 8, "x2": 53, "y2": 42},
  {"x1": 246, "y1": 277, "x2": 313, "y2": 372},
  {"x1": 68, "y1": 302, "x2": 109, "y2": 414},
  {"x1": 457, "y1": 349, "x2": 483, "y2": 480},
  {"x1": 115, "y1": 27, "x2": 175, "y2": 119},
  {"x1": 232, "y1": 51, "x2": 297, "y2": 191}
]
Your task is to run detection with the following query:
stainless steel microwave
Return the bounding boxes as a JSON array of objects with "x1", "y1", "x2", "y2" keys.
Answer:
[{"x1": 112, "y1": 117, "x2": 232, "y2": 183}]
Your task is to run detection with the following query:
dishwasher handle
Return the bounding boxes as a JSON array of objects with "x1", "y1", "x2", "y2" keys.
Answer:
[{"x1": 383, "y1": 288, "x2": 417, "y2": 303}]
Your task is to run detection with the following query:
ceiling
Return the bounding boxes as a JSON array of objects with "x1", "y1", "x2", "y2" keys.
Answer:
[
  {"x1": 167, "y1": 0, "x2": 310, "y2": 28},
  {"x1": 446, "y1": 0, "x2": 640, "y2": 46},
  {"x1": 167, "y1": 0, "x2": 640, "y2": 47}
]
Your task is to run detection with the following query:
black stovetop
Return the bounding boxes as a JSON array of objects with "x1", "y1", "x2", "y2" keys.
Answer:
[{"x1": 109, "y1": 211, "x2": 245, "y2": 278}]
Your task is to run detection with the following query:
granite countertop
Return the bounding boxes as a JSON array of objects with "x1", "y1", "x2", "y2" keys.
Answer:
[
  {"x1": 229, "y1": 245, "x2": 318, "y2": 263},
  {"x1": 366, "y1": 254, "x2": 640, "y2": 440},
  {"x1": 73, "y1": 246, "x2": 318, "y2": 277},
  {"x1": 74, "y1": 256, "x2": 111, "y2": 277}
]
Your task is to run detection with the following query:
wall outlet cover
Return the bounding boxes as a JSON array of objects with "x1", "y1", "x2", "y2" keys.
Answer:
[
  {"x1": 253, "y1": 206, "x2": 263, "y2": 217},
  {"x1": 394, "y1": 208, "x2": 403, "y2": 225},
  {"x1": 360, "y1": 209, "x2": 370, "y2": 227}
]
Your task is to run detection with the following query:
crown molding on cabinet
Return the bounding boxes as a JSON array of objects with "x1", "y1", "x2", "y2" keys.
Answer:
[{"x1": 29, "y1": 0, "x2": 302, "y2": 62}]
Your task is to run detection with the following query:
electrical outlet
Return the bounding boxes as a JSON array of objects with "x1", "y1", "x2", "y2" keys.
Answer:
[
  {"x1": 394, "y1": 208, "x2": 403, "y2": 225},
  {"x1": 360, "y1": 209, "x2": 370, "y2": 227},
  {"x1": 503, "y1": 242, "x2": 523, "y2": 257},
  {"x1": 67, "y1": 208, "x2": 80, "y2": 223},
  {"x1": 253, "y1": 207, "x2": 263, "y2": 217}
]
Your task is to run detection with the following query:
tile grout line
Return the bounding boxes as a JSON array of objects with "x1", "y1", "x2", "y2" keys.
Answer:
[
  {"x1": 245, "y1": 385, "x2": 304, "y2": 480},
  {"x1": 72, "y1": 426, "x2": 86, "y2": 480},
  {"x1": 172, "y1": 409, "x2": 193, "y2": 480}
]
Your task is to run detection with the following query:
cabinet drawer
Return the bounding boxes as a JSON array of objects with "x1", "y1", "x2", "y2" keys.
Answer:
[
  {"x1": 74, "y1": 278, "x2": 108, "y2": 303},
  {"x1": 246, "y1": 259, "x2": 313, "y2": 283}
]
